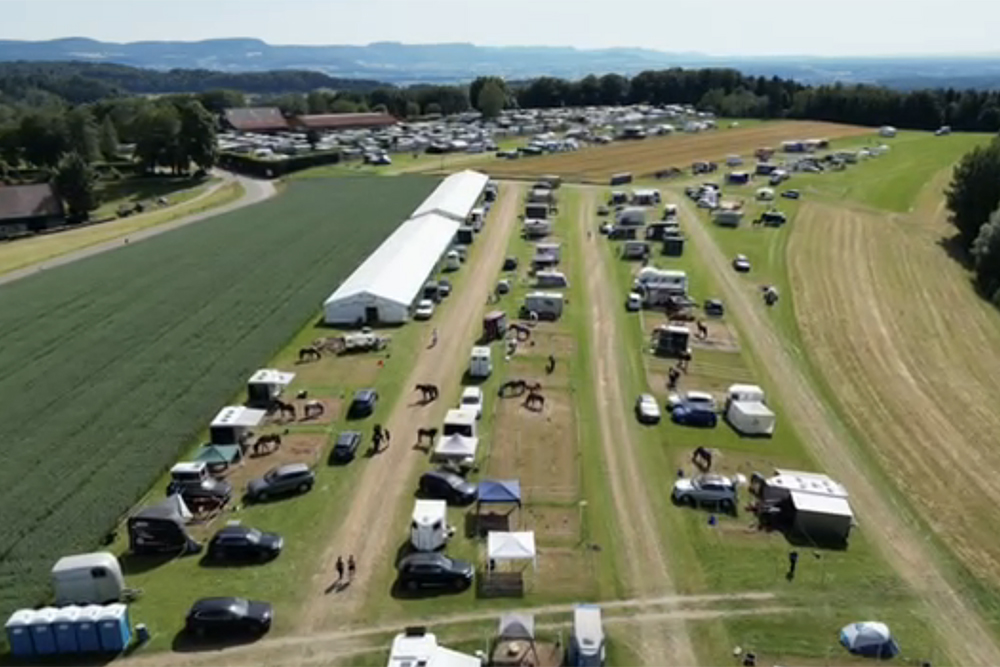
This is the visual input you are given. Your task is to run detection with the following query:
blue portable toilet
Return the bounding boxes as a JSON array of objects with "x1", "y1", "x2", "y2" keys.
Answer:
[
  {"x1": 5, "y1": 609, "x2": 36, "y2": 658},
  {"x1": 52, "y1": 605, "x2": 81, "y2": 653},
  {"x1": 75, "y1": 605, "x2": 102, "y2": 652},
  {"x1": 28, "y1": 607, "x2": 58, "y2": 655},
  {"x1": 97, "y1": 603, "x2": 131, "y2": 652}
]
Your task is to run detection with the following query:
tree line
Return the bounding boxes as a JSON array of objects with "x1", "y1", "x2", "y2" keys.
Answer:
[{"x1": 946, "y1": 138, "x2": 1000, "y2": 304}]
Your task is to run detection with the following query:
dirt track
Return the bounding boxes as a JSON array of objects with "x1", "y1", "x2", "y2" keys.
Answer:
[
  {"x1": 575, "y1": 186, "x2": 696, "y2": 665},
  {"x1": 485, "y1": 121, "x2": 871, "y2": 183},
  {"x1": 293, "y1": 183, "x2": 523, "y2": 636},
  {"x1": 676, "y1": 194, "x2": 1000, "y2": 665}
]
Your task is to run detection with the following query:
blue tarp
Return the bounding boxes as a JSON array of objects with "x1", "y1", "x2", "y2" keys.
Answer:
[{"x1": 478, "y1": 479, "x2": 521, "y2": 505}]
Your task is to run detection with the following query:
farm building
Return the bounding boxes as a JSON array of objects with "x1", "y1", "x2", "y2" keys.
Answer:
[
  {"x1": 0, "y1": 183, "x2": 65, "y2": 236},
  {"x1": 324, "y1": 213, "x2": 460, "y2": 324},
  {"x1": 223, "y1": 107, "x2": 289, "y2": 133},
  {"x1": 292, "y1": 112, "x2": 397, "y2": 131},
  {"x1": 410, "y1": 170, "x2": 490, "y2": 224}
]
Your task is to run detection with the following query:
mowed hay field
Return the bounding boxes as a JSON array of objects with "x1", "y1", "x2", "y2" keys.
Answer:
[
  {"x1": 483, "y1": 121, "x2": 871, "y2": 182},
  {"x1": 789, "y1": 187, "x2": 1000, "y2": 615},
  {"x1": 0, "y1": 176, "x2": 436, "y2": 622}
]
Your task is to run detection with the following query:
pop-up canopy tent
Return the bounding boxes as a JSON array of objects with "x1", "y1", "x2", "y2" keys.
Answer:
[
  {"x1": 494, "y1": 613, "x2": 538, "y2": 665},
  {"x1": 476, "y1": 479, "x2": 522, "y2": 532},
  {"x1": 840, "y1": 622, "x2": 899, "y2": 658},
  {"x1": 433, "y1": 434, "x2": 479, "y2": 462},
  {"x1": 195, "y1": 444, "x2": 243, "y2": 470},
  {"x1": 487, "y1": 531, "x2": 537, "y2": 572}
]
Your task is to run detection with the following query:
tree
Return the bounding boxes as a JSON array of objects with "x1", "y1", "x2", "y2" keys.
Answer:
[
  {"x1": 177, "y1": 100, "x2": 217, "y2": 172},
  {"x1": 971, "y1": 207, "x2": 1000, "y2": 303},
  {"x1": 476, "y1": 80, "x2": 505, "y2": 119},
  {"x1": 53, "y1": 152, "x2": 96, "y2": 222},
  {"x1": 598, "y1": 74, "x2": 629, "y2": 106},
  {"x1": 306, "y1": 91, "x2": 329, "y2": 114},
  {"x1": 946, "y1": 138, "x2": 1000, "y2": 248},
  {"x1": 405, "y1": 101, "x2": 421, "y2": 118},
  {"x1": 469, "y1": 77, "x2": 507, "y2": 111},
  {"x1": 18, "y1": 112, "x2": 69, "y2": 168},
  {"x1": 197, "y1": 89, "x2": 245, "y2": 113},
  {"x1": 99, "y1": 114, "x2": 119, "y2": 161},
  {"x1": 330, "y1": 98, "x2": 358, "y2": 113},
  {"x1": 66, "y1": 107, "x2": 101, "y2": 162},
  {"x1": 306, "y1": 128, "x2": 321, "y2": 150},
  {"x1": 133, "y1": 104, "x2": 180, "y2": 173},
  {"x1": 424, "y1": 102, "x2": 442, "y2": 116}
]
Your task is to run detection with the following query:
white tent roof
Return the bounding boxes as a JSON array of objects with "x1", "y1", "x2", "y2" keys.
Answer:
[
  {"x1": 791, "y1": 491, "x2": 854, "y2": 518},
  {"x1": 387, "y1": 632, "x2": 480, "y2": 667},
  {"x1": 412, "y1": 499, "x2": 447, "y2": 527},
  {"x1": 324, "y1": 213, "x2": 459, "y2": 309},
  {"x1": 411, "y1": 170, "x2": 489, "y2": 223},
  {"x1": 211, "y1": 406, "x2": 266, "y2": 428},
  {"x1": 248, "y1": 369, "x2": 295, "y2": 386},
  {"x1": 488, "y1": 531, "x2": 537, "y2": 568},
  {"x1": 433, "y1": 434, "x2": 479, "y2": 459}
]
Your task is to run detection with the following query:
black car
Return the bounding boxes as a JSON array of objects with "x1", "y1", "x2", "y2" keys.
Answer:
[
  {"x1": 246, "y1": 463, "x2": 315, "y2": 502},
  {"x1": 348, "y1": 389, "x2": 379, "y2": 418},
  {"x1": 502, "y1": 257, "x2": 518, "y2": 271},
  {"x1": 185, "y1": 597, "x2": 272, "y2": 637},
  {"x1": 704, "y1": 299, "x2": 725, "y2": 317},
  {"x1": 331, "y1": 431, "x2": 363, "y2": 463},
  {"x1": 206, "y1": 525, "x2": 283, "y2": 563},
  {"x1": 418, "y1": 471, "x2": 477, "y2": 505},
  {"x1": 781, "y1": 189, "x2": 801, "y2": 199},
  {"x1": 397, "y1": 552, "x2": 474, "y2": 591}
]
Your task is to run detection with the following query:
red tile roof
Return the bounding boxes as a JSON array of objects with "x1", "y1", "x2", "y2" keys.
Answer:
[
  {"x1": 294, "y1": 113, "x2": 397, "y2": 130},
  {"x1": 224, "y1": 107, "x2": 289, "y2": 132}
]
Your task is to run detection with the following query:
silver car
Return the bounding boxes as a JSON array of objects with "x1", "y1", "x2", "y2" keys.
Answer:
[
  {"x1": 635, "y1": 393, "x2": 661, "y2": 424},
  {"x1": 672, "y1": 474, "x2": 737, "y2": 513}
]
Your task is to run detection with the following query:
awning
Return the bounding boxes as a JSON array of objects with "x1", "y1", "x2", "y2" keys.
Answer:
[
  {"x1": 478, "y1": 479, "x2": 521, "y2": 505},
  {"x1": 498, "y1": 613, "x2": 535, "y2": 640},
  {"x1": 196, "y1": 444, "x2": 242, "y2": 466},
  {"x1": 488, "y1": 531, "x2": 537, "y2": 570}
]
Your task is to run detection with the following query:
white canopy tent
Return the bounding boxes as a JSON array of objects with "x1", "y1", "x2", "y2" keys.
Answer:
[
  {"x1": 487, "y1": 531, "x2": 537, "y2": 571},
  {"x1": 410, "y1": 170, "x2": 490, "y2": 223},
  {"x1": 387, "y1": 631, "x2": 481, "y2": 667},
  {"x1": 324, "y1": 213, "x2": 460, "y2": 325},
  {"x1": 210, "y1": 406, "x2": 265, "y2": 429},
  {"x1": 432, "y1": 434, "x2": 479, "y2": 462}
]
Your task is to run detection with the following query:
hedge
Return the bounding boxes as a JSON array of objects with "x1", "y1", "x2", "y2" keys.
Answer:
[{"x1": 218, "y1": 150, "x2": 342, "y2": 178}]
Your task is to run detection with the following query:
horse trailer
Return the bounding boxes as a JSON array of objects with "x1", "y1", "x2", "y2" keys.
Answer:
[
  {"x1": 522, "y1": 292, "x2": 564, "y2": 321},
  {"x1": 622, "y1": 240, "x2": 650, "y2": 260},
  {"x1": 713, "y1": 210, "x2": 744, "y2": 228},
  {"x1": 536, "y1": 270, "x2": 569, "y2": 288},
  {"x1": 524, "y1": 203, "x2": 549, "y2": 219},
  {"x1": 51, "y1": 553, "x2": 125, "y2": 606},
  {"x1": 616, "y1": 207, "x2": 647, "y2": 227}
]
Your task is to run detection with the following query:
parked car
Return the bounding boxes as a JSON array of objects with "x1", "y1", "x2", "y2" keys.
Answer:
[
  {"x1": 781, "y1": 189, "x2": 801, "y2": 199},
  {"x1": 206, "y1": 525, "x2": 283, "y2": 563},
  {"x1": 597, "y1": 205, "x2": 610, "y2": 216},
  {"x1": 733, "y1": 254, "x2": 751, "y2": 273},
  {"x1": 331, "y1": 430, "x2": 363, "y2": 463},
  {"x1": 459, "y1": 387, "x2": 484, "y2": 419},
  {"x1": 438, "y1": 278, "x2": 452, "y2": 297},
  {"x1": 246, "y1": 463, "x2": 315, "y2": 502},
  {"x1": 672, "y1": 474, "x2": 738, "y2": 512},
  {"x1": 704, "y1": 299, "x2": 725, "y2": 317},
  {"x1": 635, "y1": 393, "x2": 661, "y2": 424},
  {"x1": 185, "y1": 597, "x2": 273, "y2": 638},
  {"x1": 397, "y1": 552, "x2": 474, "y2": 591},
  {"x1": 502, "y1": 257, "x2": 518, "y2": 271},
  {"x1": 667, "y1": 390, "x2": 717, "y2": 411},
  {"x1": 348, "y1": 389, "x2": 379, "y2": 418},
  {"x1": 167, "y1": 463, "x2": 233, "y2": 505},
  {"x1": 414, "y1": 299, "x2": 435, "y2": 320},
  {"x1": 418, "y1": 470, "x2": 477, "y2": 505},
  {"x1": 671, "y1": 403, "x2": 719, "y2": 428},
  {"x1": 626, "y1": 292, "x2": 643, "y2": 311}
]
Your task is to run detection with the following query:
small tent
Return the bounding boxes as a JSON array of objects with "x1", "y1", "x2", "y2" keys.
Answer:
[
  {"x1": 433, "y1": 433, "x2": 479, "y2": 462},
  {"x1": 477, "y1": 479, "x2": 522, "y2": 532},
  {"x1": 410, "y1": 499, "x2": 449, "y2": 551},
  {"x1": 726, "y1": 401, "x2": 776, "y2": 436},
  {"x1": 840, "y1": 621, "x2": 899, "y2": 658},
  {"x1": 487, "y1": 531, "x2": 537, "y2": 571}
]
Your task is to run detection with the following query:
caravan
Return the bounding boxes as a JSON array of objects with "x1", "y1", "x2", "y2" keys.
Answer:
[
  {"x1": 51, "y1": 553, "x2": 125, "y2": 606},
  {"x1": 522, "y1": 292, "x2": 564, "y2": 320}
]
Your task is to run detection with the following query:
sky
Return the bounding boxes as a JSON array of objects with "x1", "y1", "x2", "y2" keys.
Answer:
[{"x1": 1, "y1": 0, "x2": 998, "y2": 57}]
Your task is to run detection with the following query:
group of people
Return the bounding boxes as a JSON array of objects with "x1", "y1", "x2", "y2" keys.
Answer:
[
  {"x1": 372, "y1": 423, "x2": 391, "y2": 453},
  {"x1": 335, "y1": 555, "x2": 356, "y2": 584}
]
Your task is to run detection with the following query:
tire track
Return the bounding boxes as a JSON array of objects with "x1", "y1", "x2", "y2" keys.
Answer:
[
  {"x1": 574, "y1": 185, "x2": 696, "y2": 666},
  {"x1": 676, "y1": 195, "x2": 1000, "y2": 666}
]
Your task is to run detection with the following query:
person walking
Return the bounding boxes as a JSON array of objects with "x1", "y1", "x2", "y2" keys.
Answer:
[
  {"x1": 431, "y1": 328, "x2": 439, "y2": 348},
  {"x1": 348, "y1": 555, "x2": 356, "y2": 581},
  {"x1": 335, "y1": 556, "x2": 345, "y2": 582},
  {"x1": 787, "y1": 550, "x2": 799, "y2": 581}
]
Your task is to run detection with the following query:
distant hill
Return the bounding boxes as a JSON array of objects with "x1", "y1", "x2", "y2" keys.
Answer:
[{"x1": 3, "y1": 39, "x2": 1000, "y2": 89}]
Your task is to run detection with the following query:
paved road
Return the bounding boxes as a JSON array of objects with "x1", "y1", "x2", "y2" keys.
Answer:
[{"x1": 0, "y1": 173, "x2": 276, "y2": 288}]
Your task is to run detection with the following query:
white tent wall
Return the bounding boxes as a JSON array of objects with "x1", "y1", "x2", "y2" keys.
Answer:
[
  {"x1": 323, "y1": 213, "x2": 459, "y2": 325},
  {"x1": 410, "y1": 170, "x2": 490, "y2": 223}
]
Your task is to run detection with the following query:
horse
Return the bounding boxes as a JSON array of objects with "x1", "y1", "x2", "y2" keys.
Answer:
[
  {"x1": 415, "y1": 383, "x2": 439, "y2": 402},
  {"x1": 546, "y1": 354, "x2": 556, "y2": 374},
  {"x1": 416, "y1": 427, "x2": 438, "y2": 444},
  {"x1": 678, "y1": 350, "x2": 692, "y2": 372},
  {"x1": 303, "y1": 400, "x2": 325, "y2": 419},
  {"x1": 498, "y1": 379, "x2": 527, "y2": 397},
  {"x1": 696, "y1": 320, "x2": 709, "y2": 339},
  {"x1": 668, "y1": 367, "x2": 681, "y2": 390},
  {"x1": 299, "y1": 346, "x2": 322, "y2": 362},
  {"x1": 272, "y1": 399, "x2": 296, "y2": 421},
  {"x1": 253, "y1": 434, "x2": 282, "y2": 455},
  {"x1": 525, "y1": 391, "x2": 545, "y2": 410}
]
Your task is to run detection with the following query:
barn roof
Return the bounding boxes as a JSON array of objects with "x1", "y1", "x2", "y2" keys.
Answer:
[
  {"x1": 0, "y1": 183, "x2": 63, "y2": 221},
  {"x1": 295, "y1": 112, "x2": 397, "y2": 130},
  {"x1": 224, "y1": 107, "x2": 288, "y2": 132}
]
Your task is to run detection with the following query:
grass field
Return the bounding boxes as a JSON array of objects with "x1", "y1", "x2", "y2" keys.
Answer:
[
  {"x1": 473, "y1": 121, "x2": 872, "y2": 183},
  {"x1": 0, "y1": 180, "x2": 243, "y2": 276},
  {"x1": 91, "y1": 176, "x2": 217, "y2": 221},
  {"x1": 0, "y1": 176, "x2": 438, "y2": 630}
]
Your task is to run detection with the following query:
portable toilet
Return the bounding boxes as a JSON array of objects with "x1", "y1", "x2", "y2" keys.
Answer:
[
  {"x1": 52, "y1": 552, "x2": 125, "y2": 605},
  {"x1": 97, "y1": 603, "x2": 131, "y2": 652},
  {"x1": 5, "y1": 609, "x2": 35, "y2": 658},
  {"x1": 52, "y1": 606, "x2": 81, "y2": 653},
  {"x1": 29, "y1": 607, "x2": 58, "y2": 655},
  {"x1": 75, "y1": 605, "x2": 102, "y2": 652}
]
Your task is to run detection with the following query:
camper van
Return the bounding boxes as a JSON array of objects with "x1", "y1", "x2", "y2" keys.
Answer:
[
  {"x1": 469, "y1": 208, "x2": 485, "y2": 231},
  {"x1": 534, "y1": 242, "x2": 561, "y2": 262},
  {"x1": 524, "y1": 203, "x2": 549, "y2": 219},
  {"x1": 469, "y1": 346, "x2": 492, "y2": 379},
  {"x1": 570, "y1": 605, "x2": 606, "y2": 666},
  {"x1": 634, "y1": 267, "x2": 688, "y2": 294},
  {"x1": 522, "y1": 292, "x2": 564, "y2": 320},
  {"x1": 536, "y1": 270, "x2": 569, "y2": 288},
  {"x1": 51, "y1": 553, "x2": 124, "y2": 606},
  {"x1": 616, "y1": 207, "x2": 647, "y2": 227},
  {"x1": 411, "y1": 500, "x2": 450, "y2": 551},
  {"x1": 523, "y1": 219, "x2": 552, "y2": 238}
]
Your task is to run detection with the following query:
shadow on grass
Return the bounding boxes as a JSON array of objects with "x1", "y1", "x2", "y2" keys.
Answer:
[
  {"x1": 170, "y1": 629, "x2": 266, "y2": 654},
  {"x1": 118, "y1": 552, "x2": 180, "y2": 576},
  {"x1": 0, "y1": 653, "x2": 116, "y2": 666}
]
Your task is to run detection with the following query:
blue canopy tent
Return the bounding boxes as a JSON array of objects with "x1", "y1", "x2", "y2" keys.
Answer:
[
  {"x1": 840, "y1": 622, "x2": 900, "y2": 659},
  {"x1": 476, "y1": 479, "x2": 522, "y2": 534}
]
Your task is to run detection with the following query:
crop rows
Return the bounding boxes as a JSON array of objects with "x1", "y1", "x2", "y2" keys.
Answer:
[{"x1": 0, "y1": 175, "x2": 437, "y2": 621}]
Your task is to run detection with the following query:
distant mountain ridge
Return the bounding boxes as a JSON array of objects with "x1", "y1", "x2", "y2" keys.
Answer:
[{"x1": 3, "y1": 38, "x2": 1000, "y2": 88}]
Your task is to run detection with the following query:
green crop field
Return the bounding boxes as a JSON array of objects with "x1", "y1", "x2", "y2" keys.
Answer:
[{"x1": 0, "y1": 176, "x2": 437, "y2": 625}]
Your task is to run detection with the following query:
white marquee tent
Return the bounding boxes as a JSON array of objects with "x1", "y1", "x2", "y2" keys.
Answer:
[
  {"x1": 324, "y1": 213, "x2": 459, "y2": 325},
  {"x1": 410, "y1": 170, "x2": 490, "y2": 223},
  {"x1": 487, "y1": 531, "x2": 537, "y2": 570}
]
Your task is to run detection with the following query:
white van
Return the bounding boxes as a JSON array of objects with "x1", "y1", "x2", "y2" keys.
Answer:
[{"x1": 469, "y1": 346, "x2": 492, "y2": 379}]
